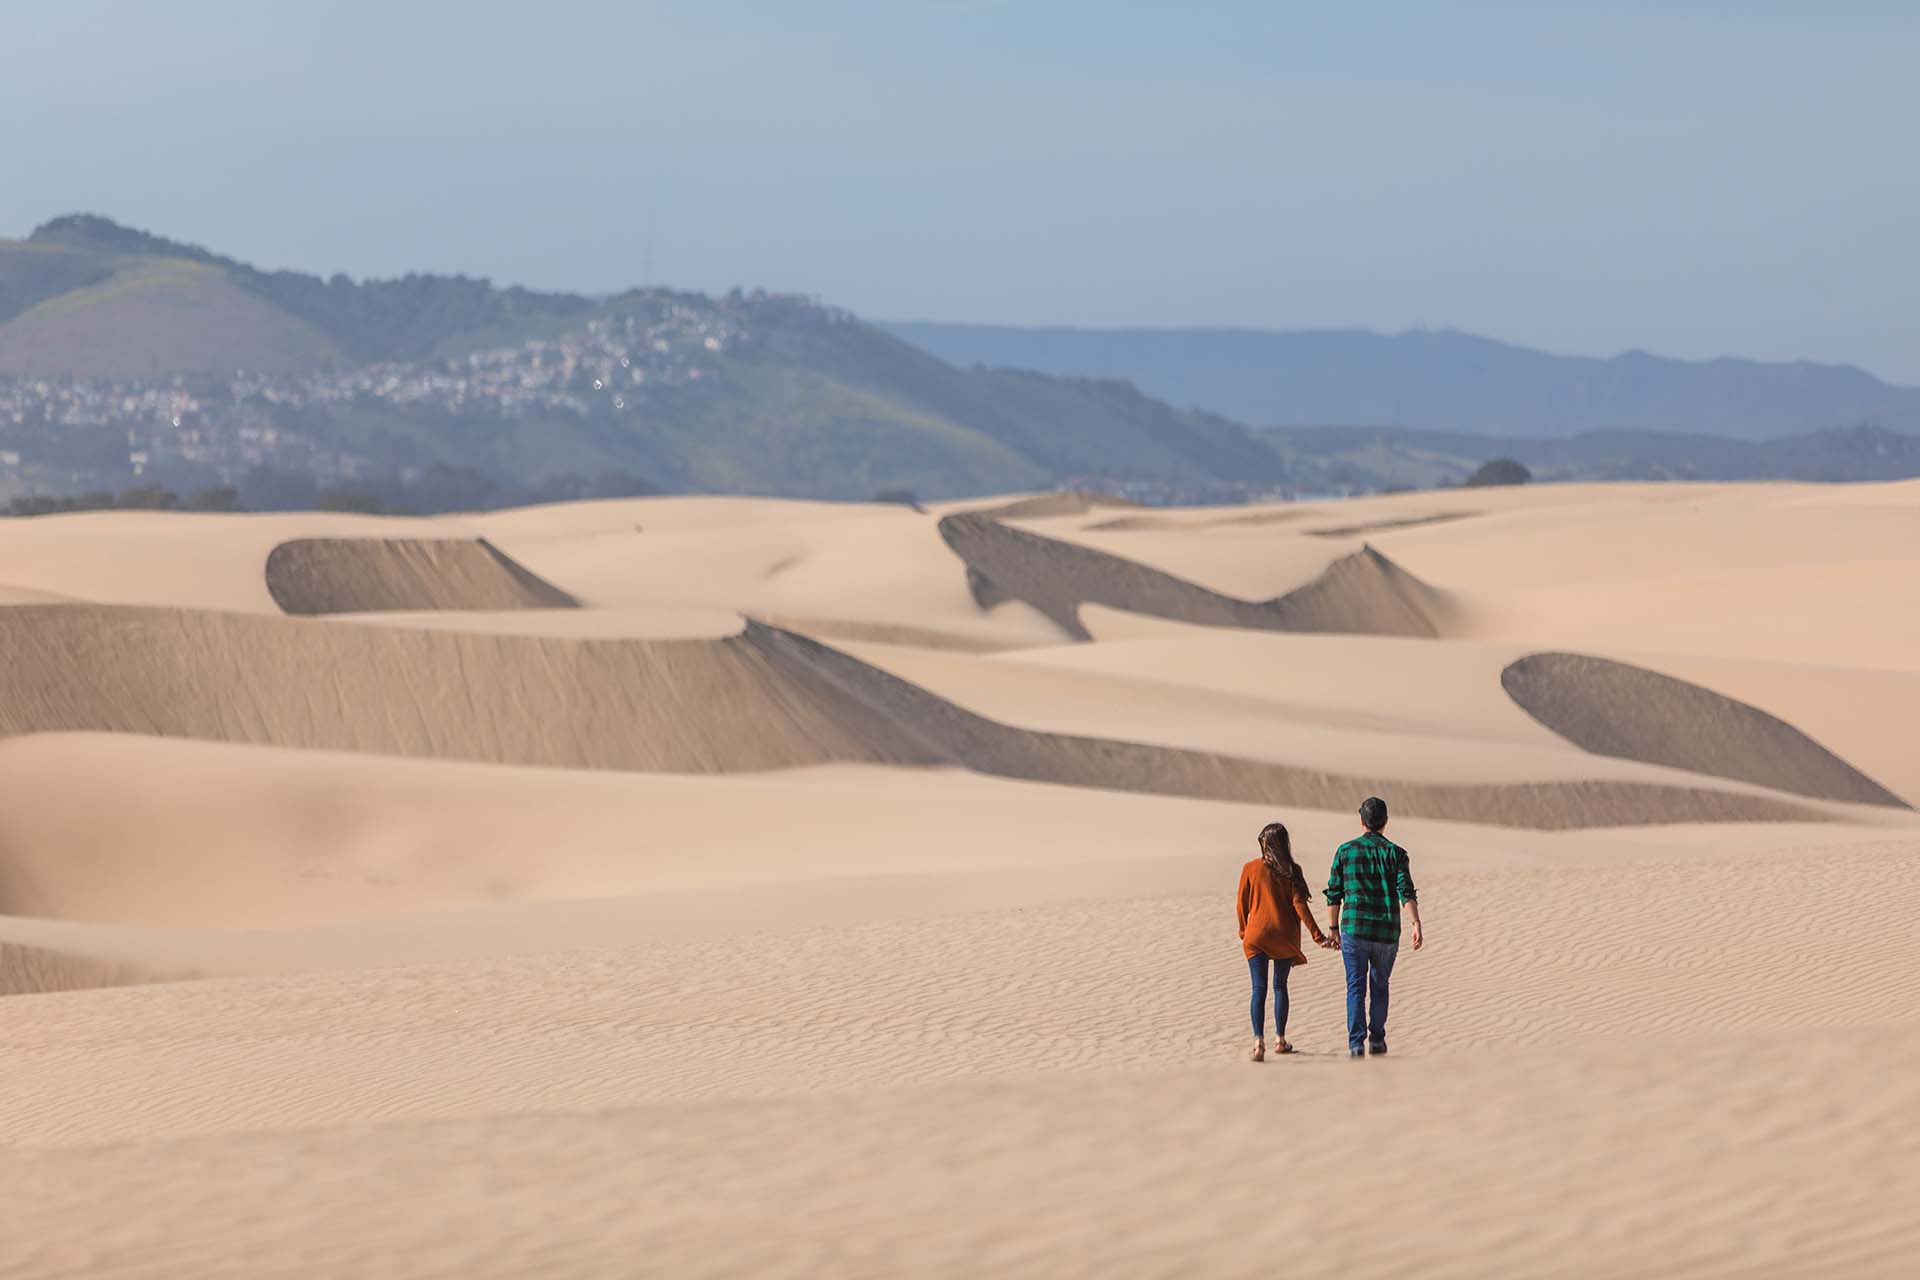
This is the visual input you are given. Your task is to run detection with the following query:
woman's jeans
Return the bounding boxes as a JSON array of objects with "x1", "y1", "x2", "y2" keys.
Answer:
[
  {"x1": 1340, "y1": 933, "x2": 1399, "y2": 1052},
  {"x1": 1248, "y1": 954, "x2": 1293, "y2": 1038}
]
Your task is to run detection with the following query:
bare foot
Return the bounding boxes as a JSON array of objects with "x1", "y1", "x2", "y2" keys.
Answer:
[{"x1": 1249, "y1": 1040, "x2": 1265, "y2": 1062}]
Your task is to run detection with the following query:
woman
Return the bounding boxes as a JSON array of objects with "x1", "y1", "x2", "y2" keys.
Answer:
[{"x1": 1237, "y1": 821, "x2": 1334, "y2": 1060}]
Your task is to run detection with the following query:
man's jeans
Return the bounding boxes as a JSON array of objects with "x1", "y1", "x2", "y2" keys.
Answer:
[{"x1": 1340, "y1": 933, "x2": 1399, "y2": 1052}]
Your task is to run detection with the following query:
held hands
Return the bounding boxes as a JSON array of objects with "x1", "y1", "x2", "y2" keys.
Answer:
[{"x1": 1316, "y1": 935, "x2": 1336, "y2": 950}]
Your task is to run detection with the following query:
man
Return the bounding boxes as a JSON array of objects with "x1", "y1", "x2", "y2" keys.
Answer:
[{"x1": 1325, "y1": 796, "x2": 1423, "y2": 1058}]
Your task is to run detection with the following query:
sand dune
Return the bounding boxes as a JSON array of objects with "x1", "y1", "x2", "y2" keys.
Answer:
[
  {"x1": 962, "y1": 490, "x2": 1137, "y2": 520},
  {"x1": 0, "y1": 603, "x2": 1834, "y2": 832},
  {"x1": 265, "y1": 536, "x2": 580, "y2": 615},
  {"x1": 0, "y1": 940, "x2": 162, "y2": 996},
  {"x1": 1085, "y1": 505, "x2": 1311, "y2": 532},
  {"x1": 5, "y1": 1027, "x2": 1907, "y2": 1279},
  {"x1": 754, "y1": 613, "x2": 1022, "y2": 652},
  {"x1": 0, "y1": 580, "x2": 72, "y2": 603},
  {"x1": 0, "y1": 606, "x2": 942, "y2": 773},
  {"x1": 763, "y1": 624, "x2": 1827, "y2": 827},
  {"x1": 6, "y1": 482, "x2": 1920, "y2": 1275},
  {"x1": 1645, "y1": 653, "x2": 1920, "y2": 805},
  {"x1": 1378, "y1": 482, "x2": 1920, "y2": 668},
  {"x1": 1503, "y1": 651, "x2": 1909, "y2": 807},
  {"x1": 470, "y1": 496, "x2": 1074, "y2": 651},
  {"x1": 9, "y1": 841, "x2": 1917, "y2": 1144},
  {"x1": 0, "y1": 508, "x2": 516, "y2": 612},
  {"x1": 940, "y1": 511, "x2": 1452, "y2": 640},
  {"x1": 1304, "y1": 510, "x2": 1477, "y2": 538},
  {"x1": 2, "y1": 838, "x2": 1917, "y2": 1276}
]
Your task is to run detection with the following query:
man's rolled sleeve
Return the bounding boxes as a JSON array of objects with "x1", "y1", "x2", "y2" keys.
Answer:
[
  {"x1": 1396, "y1": 852, "x2": 1417, "y2": 904},
  {"x1": 1324, "y1": 851, "x2": 1346, "y2": 906}
]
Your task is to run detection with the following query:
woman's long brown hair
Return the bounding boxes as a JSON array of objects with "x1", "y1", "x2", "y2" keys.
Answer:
[{"x1": 1258, "y1": 822, "x2": 1311, "y2": 901}]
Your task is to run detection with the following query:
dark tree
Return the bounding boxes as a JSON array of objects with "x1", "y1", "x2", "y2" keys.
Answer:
[
  {"x1": 1464, "y1": 458, "x2": 1532, "y2": 487},
  {"x1": 188, "y1": 485, "x2": 243, "y2": 512},
  {"x1": 317, "y1": 488, "x2": 390, "y2": 514}
]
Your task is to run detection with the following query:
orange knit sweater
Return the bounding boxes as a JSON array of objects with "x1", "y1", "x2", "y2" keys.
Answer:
[{"x1": 1237, "y1": 858, "x2": 1328, "y2": 962}]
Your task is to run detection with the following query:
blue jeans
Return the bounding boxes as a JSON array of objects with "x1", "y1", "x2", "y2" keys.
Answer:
[
  {"x1": 1248, "y1": 954, "x2": 1294, "y2": 1039},
  {"x1": 1340, "y1": 933, "x2": 1399, "y2": 1051}
]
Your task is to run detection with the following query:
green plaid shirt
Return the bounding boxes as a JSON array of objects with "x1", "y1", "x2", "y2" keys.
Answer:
[{"x1": 1325, "y1": 832, "x2": 1417, "y2": 945}]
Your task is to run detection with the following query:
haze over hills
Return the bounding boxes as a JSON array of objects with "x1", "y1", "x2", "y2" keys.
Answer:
[
  {"x1": 6, "y1": 214, "x2": 1920, "y2": 512},
  {"x1": 883, "y1": 322, "x2": 1920, "y2": 440}
]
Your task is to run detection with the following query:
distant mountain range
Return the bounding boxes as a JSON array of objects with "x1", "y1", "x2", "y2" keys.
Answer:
[
  {"x1": 4, "y1": 215, "x2": 1919, "y2": 512},
  {"x1": 883, "y1": 322, "x2": 1920, "y2": 440}
]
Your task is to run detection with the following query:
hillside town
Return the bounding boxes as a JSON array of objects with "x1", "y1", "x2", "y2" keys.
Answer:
[{"x1": 0, "y1": 297, "x2": 747, "y2": 494}]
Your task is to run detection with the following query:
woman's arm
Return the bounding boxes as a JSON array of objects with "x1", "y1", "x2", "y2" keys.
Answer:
[
  {"x1": 1236, "y1": 865, "x2": 1253, "y2": 933},
  {"x1": 1293, "y1": 889, "x2": 1330, "y2": 945}
]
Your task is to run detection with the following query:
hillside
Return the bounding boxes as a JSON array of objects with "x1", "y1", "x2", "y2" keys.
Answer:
[
  {"x1": 0, "y1": 258, "x2": 346, "y2": 378},
  {"x1": 15, "y1": 215, "x2": 592, "y2": 368},
  {"x1": 0, "y1": 217, "x2": 1285, "y2": 504},
  {"x1": 884, "y1": 322, "x2": 1920, "y2": 440}
]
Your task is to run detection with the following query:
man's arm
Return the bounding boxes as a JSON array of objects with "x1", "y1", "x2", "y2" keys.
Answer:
[
  {"x1": 1399, "y1": 851, "x2": 1422, "y2": 950},
  {"x1": 1324, "y1": 849, "x2": 1345, "y2": 939}
]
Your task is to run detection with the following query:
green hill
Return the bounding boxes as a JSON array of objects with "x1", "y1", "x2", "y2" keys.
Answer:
[
  {"x1": 0, "y1": 239, "x2": 118, "y2": 327},
  {"x1": 18, "y1": 215, "x2": 594, "y2": 368},
  {"x1": 0, "y1": 258, "x2": 345, "y2": 377}
]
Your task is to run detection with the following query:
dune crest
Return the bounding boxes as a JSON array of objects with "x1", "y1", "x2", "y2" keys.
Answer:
[
  {"x1": 938, "y1": 512, "x2": 1451, "y2": 640},
  {"x1": 0, "y1": 941, "x2": 166, "y2": 997},
  {"x1": 1305, "y1": 511, "x2": 1476, "y2": 539},
  {"x1": 0, "y1": 605, "x2": 941, "y2": 774},
  {"x1": 1501, "y1": 652, "x2": 1909, "y2": 808},
  {"x1": 758, "y1": 623, "x2": 1822, "y2": 828},
  {"x1": 966, "y1": 491, "x2": 1138, "y2": 521},
  {"x1": 1086, "y1": 507, "x2": 1309, "y2": 532},
  {"x1": 0, "y1": 604, "x2": 1815, "y2": 829},
  {"x1": 265, "y1": 537, "x2": 579, "y2": 616}
]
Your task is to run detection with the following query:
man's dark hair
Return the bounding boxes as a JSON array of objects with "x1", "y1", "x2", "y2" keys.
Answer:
[{"x1": 1359, "y1": 796, "x2": 1388, "y2": 831}]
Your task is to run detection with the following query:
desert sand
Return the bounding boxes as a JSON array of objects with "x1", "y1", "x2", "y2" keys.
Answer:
[{"x1": 2, "y1": 480, "x2": 1917, "y2": 1276}]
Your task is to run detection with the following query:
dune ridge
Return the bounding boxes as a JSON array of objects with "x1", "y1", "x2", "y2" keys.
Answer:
[
  {"x1": 265, "y1": 537, "x2": 580, "y2": 616},
  {"x1": 0, "y1": 604, "x2": 1820, "y2": 829},
  {"x1": 1305, "y1": 511, "x2": 1476, "y2": 539},
  {"x1": 1086, "y1": 507, "x2": 1313, "y2": 532},
  {"x1": 1502, "y1": 652, "x2": 1910, "y2": 808},
  {"x1": 0, "y1": 940, "x2": 166, "y2": 997},
  {"x1": 0, "y1": 605, "x2": 942, "y2": 774},
  {"x1": 758, "y1": 623, "x2": 1825, "y2": 828},
  {"x1": 754, "y1": 614, "x2": 1021, "y2": 653},
  {"x1": 966, "y1": 491, "x2": 1137, "y2": 521},
  {"x1": 939, "y1": 511, "x2": 1451, "y2": 640}
]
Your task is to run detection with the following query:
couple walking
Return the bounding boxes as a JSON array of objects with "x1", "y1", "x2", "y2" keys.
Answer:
[{"x1": 1235, "y1": 796, "x2": 1423, "y2": 1061}]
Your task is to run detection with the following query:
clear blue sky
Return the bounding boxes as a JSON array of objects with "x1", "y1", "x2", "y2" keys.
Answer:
[{"x1": 4, "y1": 2, "x2": 1916, "y2": 381}]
